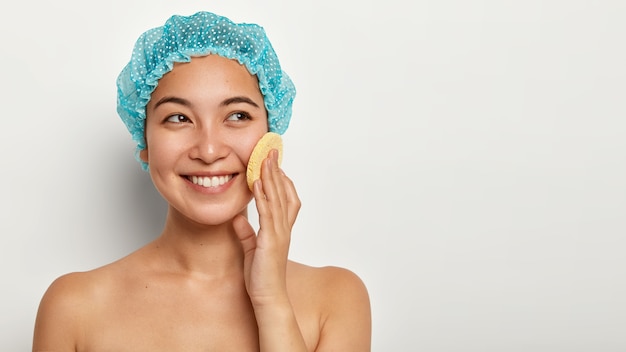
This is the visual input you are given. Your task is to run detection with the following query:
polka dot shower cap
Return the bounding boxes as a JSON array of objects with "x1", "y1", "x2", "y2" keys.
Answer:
[{"x1": 116, "y1": 11, "x2": 296, "y2": 170}]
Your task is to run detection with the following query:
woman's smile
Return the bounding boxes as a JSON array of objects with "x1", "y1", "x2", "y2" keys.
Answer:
[
  {"x1": 183, "y1": 172, "x2": 239, "y2": 193},
  {"x1": 188, "y1": 174, "x2": 235, "y2": 188}
]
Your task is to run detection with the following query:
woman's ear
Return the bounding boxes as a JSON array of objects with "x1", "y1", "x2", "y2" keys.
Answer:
[{"x1": 139, "y1": 148, "x2": 149, "y2": 163}]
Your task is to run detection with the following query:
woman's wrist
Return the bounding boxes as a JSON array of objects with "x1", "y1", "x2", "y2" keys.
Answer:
[
  {"x1": 253, "y1": 298, "x2": 308, "y2": 351},
  {"x1": 251, "y1": 293, "x2": 293, "y2": 320}
]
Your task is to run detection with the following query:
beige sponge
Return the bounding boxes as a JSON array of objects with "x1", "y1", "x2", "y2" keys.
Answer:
[{"x1": 247, "y1": 132, "x2": 283, "y2": 191}]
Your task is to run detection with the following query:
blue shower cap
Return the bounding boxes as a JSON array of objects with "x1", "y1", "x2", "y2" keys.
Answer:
[{"x1": 116, "y1": 11, "x2": 296, "y2": 170}]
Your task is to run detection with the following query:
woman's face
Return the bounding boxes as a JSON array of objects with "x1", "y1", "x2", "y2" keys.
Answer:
[{"x1": 141, "y1": 55, "x2": 268, "y2": 226}]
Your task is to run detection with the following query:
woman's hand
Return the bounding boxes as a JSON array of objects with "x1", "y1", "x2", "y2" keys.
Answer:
[
  {"x1": 233, "y1": 149, "x2": 308, "y2": 351},
  {"x1": 233, "y1": 148, "x2": 301, "y2": 307}
]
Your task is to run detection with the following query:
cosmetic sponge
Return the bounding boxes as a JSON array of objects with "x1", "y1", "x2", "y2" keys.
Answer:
[{"x1": 247, "y1": 132, "x2": 283, "y2": 191}]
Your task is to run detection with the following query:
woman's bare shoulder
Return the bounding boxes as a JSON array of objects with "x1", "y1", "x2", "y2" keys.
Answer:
[
  {"x1": 33, "y1": 262, "x2": 119, "y2": 349},
  {"x1": 287, "y1": 261, "x2": 368, "y2": 296},
  {"x1": 37, "y1": 259, "x2": 126, "y2": 314},
  {"x1": 287, "y1": 261, "x2": 372, "y2": 350},
  {"x1": 36, "y1": 248, "x2": 146, "y2": 319}
]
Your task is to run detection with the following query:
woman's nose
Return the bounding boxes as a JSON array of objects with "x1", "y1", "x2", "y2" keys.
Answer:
[{"x1": 188, "y1": 126, "x2": 229, "y2": 163}]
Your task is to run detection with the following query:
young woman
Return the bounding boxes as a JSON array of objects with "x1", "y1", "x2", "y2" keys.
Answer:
[{"x1": 33, "y1": 11, "x2": 371, "y2": 351}]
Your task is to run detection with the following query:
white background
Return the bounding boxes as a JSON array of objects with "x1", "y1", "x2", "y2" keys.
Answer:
[{"x1": 1, "y1": 0, "x2": 625, "y2": 351}]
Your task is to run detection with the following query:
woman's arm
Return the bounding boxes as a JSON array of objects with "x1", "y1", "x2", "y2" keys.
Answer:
[
  {"x1": 315, "y1": 266, "x2": 372, "y2": 351},
  {"x1": 32, "y1": 273, "x2": 84, "y2": 351}
]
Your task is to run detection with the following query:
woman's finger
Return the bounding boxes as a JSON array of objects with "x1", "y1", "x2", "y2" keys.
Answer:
[
  {"x1": 280, "y1": 171, "x2": 301, "y2": 229},
  {"x1": 259, "y1": 150, "x2": 288, "y2": 229},
  {"x1": 263, "y1": 151, "x2": 285, "y2": 206},
  {"x1": 253, "y1": 176, "x2": 274, "y2": 234},
  {"x1": 269, "y1": 149, "x2": 289, "y2": 221}
]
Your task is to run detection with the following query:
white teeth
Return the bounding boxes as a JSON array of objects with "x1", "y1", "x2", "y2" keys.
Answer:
[{"x1": 189, "y1": 174, "x2": 232, "y2": 188}]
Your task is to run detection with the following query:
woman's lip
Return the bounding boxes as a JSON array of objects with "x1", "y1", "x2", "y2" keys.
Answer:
[{"x1": 183, "y1": 172, "x2": 239, "y2": 177}]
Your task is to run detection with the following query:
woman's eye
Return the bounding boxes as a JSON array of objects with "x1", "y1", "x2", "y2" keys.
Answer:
[
  {"x1": 165, "y1": 114, "x2": 189, "y2": 123},
  {"x1": 226, "y1": 112, "x2": 251, "y2": 121}
]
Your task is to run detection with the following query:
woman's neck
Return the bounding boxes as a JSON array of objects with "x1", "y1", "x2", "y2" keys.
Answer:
[{"x1": 151, "y1": 207, "x2": 248, "y2": 279}]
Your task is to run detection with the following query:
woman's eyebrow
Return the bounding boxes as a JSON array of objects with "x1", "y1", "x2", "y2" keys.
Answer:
[
  {"x1": 152, "y1": 95, "x2": 260, "y2": 110},
  {"x1": 220, "y1": 96, "x2": 260, "y2": 108},
  {"x1": 152, "y1": 96, "x2": 192, "y2": 110}
]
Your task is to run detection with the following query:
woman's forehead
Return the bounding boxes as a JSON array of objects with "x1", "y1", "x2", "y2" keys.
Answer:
[{"x1": 149, "y1": 55, "x2": 264, "y2": 108}]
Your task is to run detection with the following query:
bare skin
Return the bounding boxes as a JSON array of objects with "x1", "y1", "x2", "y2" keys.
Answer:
[
  {"x1": 32, "y1": 55, "x2": 371, "y2": 351},
  {"x1": 32, "y1": 241, "x2": 369, "y2": 351}
]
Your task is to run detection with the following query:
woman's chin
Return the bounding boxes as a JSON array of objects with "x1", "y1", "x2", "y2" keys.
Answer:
[{"x1": 169, "y1": 204, "x2": 249, "y2": 228}]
